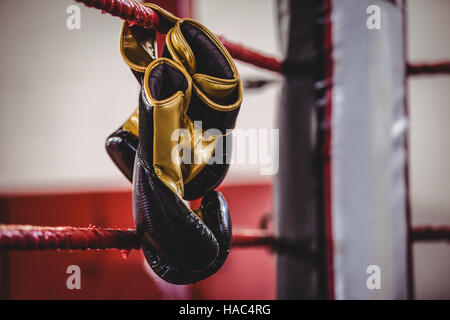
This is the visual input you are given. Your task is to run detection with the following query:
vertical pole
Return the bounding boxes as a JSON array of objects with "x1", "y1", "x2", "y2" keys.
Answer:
[
  {"x1": 403, "y1": 0, "x2": 414, "y2": 299},
  {"x1": 275, "y1": 0, "x2": 329, "y2": 299}
]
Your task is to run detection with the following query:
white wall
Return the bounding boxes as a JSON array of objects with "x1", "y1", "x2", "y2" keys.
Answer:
[
  {"x1": 407, "y1": 0, "x2": 450, "y2": 299},
  {"x1": 0, "y1": 0, "x2": 136, "y2": 192},
  {"x1": 194, "y1": 0, "x2": 281, "y2": 184},
  {"x1": 0, "y1": 0, "x2": 280, "y2": 193}
]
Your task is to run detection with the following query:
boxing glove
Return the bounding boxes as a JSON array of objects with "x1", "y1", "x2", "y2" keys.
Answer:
[
  {"x1": 105, "y1": 3, "x2": 180, "y2": 182},
  {"x1": 133, "y1": 58, "x2": 231, "y2": 284},
  {"x1": 107, "y1": 12, "x2": 243, "y2": 201},
  {"x1": 162, "y1": 18, "x2": 243, "y2": 200},
  {"x1": 105, "y1": 17, "x2": 157, "y2": 181}
]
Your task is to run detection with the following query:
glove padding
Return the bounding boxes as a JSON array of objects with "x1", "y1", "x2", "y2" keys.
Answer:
[
  {"x1": 106, "y1": 14, "x2": 242, "y2": 201},
  {"x1": 163, "y1": 18, "x2": 242, "y2": 200},
  {"x1": 133, "y1": 58, "x2": 232, "y2": 284}
]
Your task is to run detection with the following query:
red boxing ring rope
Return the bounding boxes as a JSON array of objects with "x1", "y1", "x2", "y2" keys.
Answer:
[
  {"x1": 77, "y1": 0, "x2": 160, "y2": 30},
  {"x1": 0, "y1": 225, "x2": 140, "y2": 251},
  {"x1": 0, "y1": 224, "x2": 276, "y2": 251},
  {"x1": 0, "y1": 224, "x2": 448, "y2": 252},
  {"x1": 407, "y1": 62, "x2": 450, "y2": 75},
  {"x1": 217, "y1": 36, "x2": 282, "y2": 73},
  {"x1": 75, "y1": 0, "x2": 283, "y2": 73},
  {"x1": 410, "y1": 226, "x2": 450, "y2": 242}
]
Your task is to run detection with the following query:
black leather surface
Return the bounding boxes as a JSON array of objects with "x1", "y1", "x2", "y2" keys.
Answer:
[
  {"x1": 186, "y1": 92, "x2": 240, "y2": 133},
  {"x1": 105, "y1": 128, "x2": 139, "y2": 182},
  {"x1": 183, "y1": 134, "x2": 232, "y2": 200},
  {"x1": 139, "y1": 189, "x2": 232, "y2": 284},
  {"x1": 134, "y1": 161, "x2": 219, "y2": 274},
  {"x1": 179, "y1": 22, "x2": 234, "y2": 79}
]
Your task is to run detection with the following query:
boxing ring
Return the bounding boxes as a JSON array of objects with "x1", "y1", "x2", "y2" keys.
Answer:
[{"x1": 1, "y1": 0, "x2": 450, "y2": 299}]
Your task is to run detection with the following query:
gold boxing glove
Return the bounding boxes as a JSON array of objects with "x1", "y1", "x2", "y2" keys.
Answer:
[
  {"x1": 105, "y1": 4, "x2": 178, "y2": 180},
  {"x1": 162, "y1": 18, "x2": 242, "y2": 200},
  {"x1": 106, "y1": 8, "x2": 243, "y2": 201}
]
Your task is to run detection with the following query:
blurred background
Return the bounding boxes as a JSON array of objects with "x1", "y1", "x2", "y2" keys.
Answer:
[{"x1": 0, "y1": 0, "x2": 448, "y2": 299}]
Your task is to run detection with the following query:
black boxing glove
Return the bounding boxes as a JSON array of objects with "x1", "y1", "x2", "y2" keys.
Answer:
[{"x1": 133, "y1": 58, "x2": 231, "y2": 284}]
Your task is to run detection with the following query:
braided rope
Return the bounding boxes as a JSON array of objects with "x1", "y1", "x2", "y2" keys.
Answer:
[
  {"x1": 0, "y1": 224, "x2": 277, "y2": 251},
  {"x1": 407, "y1": 62, "x2": 450, "y2": 75},
  {"x1": 75, "y1": 0, "x2": 283, "y2": 73},
  {"x1": 1, "y1": 224, "x2": 448, "y2": 252},
  {"x1": 411, "y1": 225, "x2": 450, "y2": 242},
  {"x1": 76, "y1": 0, "x2": 159, "y2": 30}
]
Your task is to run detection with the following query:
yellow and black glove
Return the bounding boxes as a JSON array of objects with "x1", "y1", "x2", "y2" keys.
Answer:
[
  {"x1": 106, "y1": 6, "x2": 242, "y2": 201},
  {"x1": 133, "y1": 58, "x2": 231, "y2": 284}
]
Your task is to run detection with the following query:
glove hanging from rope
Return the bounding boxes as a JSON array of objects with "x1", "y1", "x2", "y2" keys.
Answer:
[
  {"x1": 105, "y1": 5, "x2": 242, "y2": 283},
  {"x1": 105, "y1": 5, "x2": 243, "y2": 200},
  {"x1": 104, "y1": 17, "x2": 155, "y2": 180},
  {"x1": 133, "y1": 58, "x2": 232, "y2": 284},
  {"x1": 105, "y1": 4, "x2": 172, "y2": 180}
]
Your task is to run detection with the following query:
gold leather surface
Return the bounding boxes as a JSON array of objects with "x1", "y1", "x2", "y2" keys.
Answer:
[
  {"x1": 120, "y1": 21, "x2": 157, "y2": 73},
  {"x1": 181, "y1": 118, "x2": 217, "y2": 184},
  {"x1": 144, "y1": 59, "x2": 192, "y2": 197},
  {"x1": 165, "y1": 19, "x2": 243, "y2": 112},
  {"x1": 119, "y1": 3, "x2": 181, "y2": 72},
  {"x1": 122, "y1": 107, "x2": 139, "y2": 136},
  {"x1": 166, "y1": 26, "x2": 196, "y2": 74},
  {"x1": 193, "y1": 74, "x2": 239, "y2": 103},
  {"x1": 144, "y1": 3, "x2": 179, "y2": 26},
  {"x1": 120, "y1": 16, "x2": 243, "y2": 196},
  {"x1": 155, "y1": 19, "x2": 243, "y2": 185}
]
